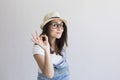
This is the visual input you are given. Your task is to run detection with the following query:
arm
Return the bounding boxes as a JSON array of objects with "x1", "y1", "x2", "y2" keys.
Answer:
[
  {"x1": 32, "y1": 32, "x2": 54, "y2": 78},
  {"x1": 33, "y1": 49, "x2": 54, "y2": 78}
]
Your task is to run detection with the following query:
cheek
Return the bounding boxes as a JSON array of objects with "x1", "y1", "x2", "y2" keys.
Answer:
[
  {"x1": 49, "y1": 29, "x2": 55, "y2": 35},
  {"x1": 61, "y1": 30, "x2": 64, "y2": 33}
]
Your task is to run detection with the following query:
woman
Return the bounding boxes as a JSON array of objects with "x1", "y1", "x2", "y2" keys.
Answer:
[{"x1": 32, "y1": 12, "x2": 69, "y2": 80}]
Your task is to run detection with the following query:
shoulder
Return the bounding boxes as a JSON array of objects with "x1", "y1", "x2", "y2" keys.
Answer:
[{"x1": 32, "y1": 45, "x2": 45, "y2": 55}]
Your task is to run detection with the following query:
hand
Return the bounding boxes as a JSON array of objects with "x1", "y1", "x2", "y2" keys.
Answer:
[{"x1": 31, "y1": 31, "x2": 50, "y2": 50}]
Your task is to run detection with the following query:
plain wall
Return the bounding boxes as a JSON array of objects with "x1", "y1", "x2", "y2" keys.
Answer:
[{"x1": 0, "y1": 0, "x2": 120, "y2": 80}]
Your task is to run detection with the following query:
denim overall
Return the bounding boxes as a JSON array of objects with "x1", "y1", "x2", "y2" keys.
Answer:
[{"x1": 37, "y1": 49, "x2": 70, "y2": 80}]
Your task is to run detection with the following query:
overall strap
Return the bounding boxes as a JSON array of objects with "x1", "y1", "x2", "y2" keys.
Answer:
[
  {"x1": 61, "y1": 48, "x2": 67, "y2": 60},
  {"x1": 53, "y1": 48, "x2": 67, "y2": 69}
]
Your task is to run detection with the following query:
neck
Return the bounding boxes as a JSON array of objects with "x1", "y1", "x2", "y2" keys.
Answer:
[
  {"x1": 49, "y1": 37, "x2": 56, "y2": 48},
  {"x1": 49, "y1": 37, "x2": 60, "y2": 54}
]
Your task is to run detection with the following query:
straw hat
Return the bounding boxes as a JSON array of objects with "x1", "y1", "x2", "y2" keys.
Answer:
[{"x1": 40, "y1": 12, "x2": 67, "y2": 29}]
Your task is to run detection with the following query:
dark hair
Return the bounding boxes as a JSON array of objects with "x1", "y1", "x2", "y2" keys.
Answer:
[{"x1": 41, "y1": 21, "x2": 68, "y2": 55}]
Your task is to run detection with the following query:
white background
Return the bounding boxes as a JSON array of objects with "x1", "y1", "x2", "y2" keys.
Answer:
[{"x1": 0, "y1": 0, "x2": 120, "y2": 80}]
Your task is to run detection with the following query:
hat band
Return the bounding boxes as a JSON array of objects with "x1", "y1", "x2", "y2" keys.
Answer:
[{"x1": 49, "y1": 17, "x2": 60, "y2": 19}]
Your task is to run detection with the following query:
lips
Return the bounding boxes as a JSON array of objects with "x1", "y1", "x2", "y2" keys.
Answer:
[{"x1": 56, "y1": 32, "x2": 61, "y2": 34}]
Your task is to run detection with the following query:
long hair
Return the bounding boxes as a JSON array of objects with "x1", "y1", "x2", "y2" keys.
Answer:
[{"x1": 41, "y1": 21, "x2": 68, "y2": 55}]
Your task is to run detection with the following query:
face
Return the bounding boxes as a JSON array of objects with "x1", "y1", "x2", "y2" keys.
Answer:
[{"x1": 49, "y1": 19, "x2": 64, "y2": 39}]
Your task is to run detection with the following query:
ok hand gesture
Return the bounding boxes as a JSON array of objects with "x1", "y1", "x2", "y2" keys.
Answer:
[{"x1": 32, "y1": 31, "x2": 50, "y2": 51}]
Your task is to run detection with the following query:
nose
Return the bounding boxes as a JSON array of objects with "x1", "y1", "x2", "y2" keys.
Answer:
[{"x1": 56, "y1": 26, "x2": 62, "y2": 31}]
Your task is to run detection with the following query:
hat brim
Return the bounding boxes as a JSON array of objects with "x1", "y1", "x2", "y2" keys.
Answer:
[{"x1": 40, "y1": 18, "x2": 67, "y2": 29}]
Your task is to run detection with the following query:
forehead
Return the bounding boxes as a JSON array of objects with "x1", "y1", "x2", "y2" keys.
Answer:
[{"x1": 51, "y1": 18, "x2": 63, "y2": 23}]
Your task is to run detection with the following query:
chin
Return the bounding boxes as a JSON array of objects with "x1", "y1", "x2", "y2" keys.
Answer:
[
  {"x1": 56, "y1": 37, "x2": 61, "y2": 39},
  {"x1": 56, "y1": 36, "x2": 62, "y2": 39},
  {"x1": 55, "y1": 34, "x2": 62, "y2": 39}
]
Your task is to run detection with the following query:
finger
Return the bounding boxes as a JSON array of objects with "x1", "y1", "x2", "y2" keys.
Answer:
[
  {"x1": 32, "y1": 34, "x2": 37, "y2": 41},
  {"x1": 44, "y1": 35, "x2": 48, "y2": 41},
  {"x1": 31, "y1": 37, "x2": 35, "y2": 43},
  {"x1": 40, "y1": 35, "x2": 46, "y2": 41},
  {"x1": 39, "y1": 35, "x2": 43, "y2": 40},
  {"x1": 31, "y1": 35, "x2": 36, "y2": 43},
  {"x1": 35, "y1": 31, "x2": 39, "y2": 40}
]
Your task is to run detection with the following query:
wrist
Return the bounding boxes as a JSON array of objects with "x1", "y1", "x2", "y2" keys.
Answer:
[{"x1": 44, "y1": 49, "x2": 50, "y2": 54}]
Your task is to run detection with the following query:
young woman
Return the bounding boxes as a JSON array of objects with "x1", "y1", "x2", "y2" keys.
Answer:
[{"x1": 32, "y1": 12, "x2": 69, "y2": 80}]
